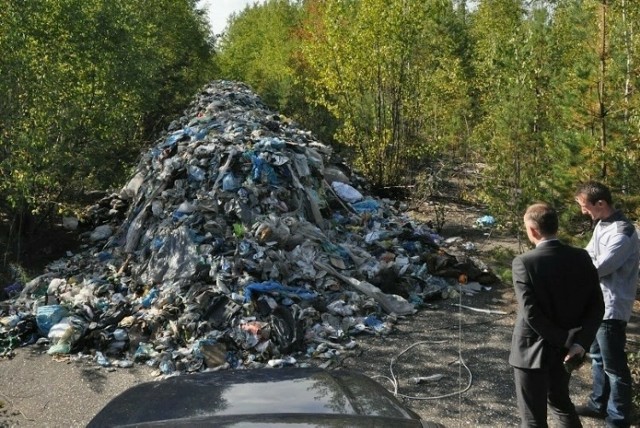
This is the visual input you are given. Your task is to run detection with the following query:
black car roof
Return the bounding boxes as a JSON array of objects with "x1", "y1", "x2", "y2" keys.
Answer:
[{"x1": 87, "y1": 367, "x2": 424, "y2": 427}]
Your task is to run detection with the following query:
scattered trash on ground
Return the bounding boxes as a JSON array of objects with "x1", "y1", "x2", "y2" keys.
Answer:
[
  {"x1": 0, "y1": 81, "x2": 498, "y2": 372},
  {"x1": 475, "y1": 215, "x2": 496, "y2": 228}
]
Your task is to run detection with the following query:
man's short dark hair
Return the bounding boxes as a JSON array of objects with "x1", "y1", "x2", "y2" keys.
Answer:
[
  {"x1": 575, "y1": 181, "x2": 613, "y2": 205},
  {"x1": 525, "y1": 203, "x2": 558, "y2": 236}
]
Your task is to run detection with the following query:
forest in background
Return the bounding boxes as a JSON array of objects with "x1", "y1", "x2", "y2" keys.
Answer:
[
  {"x1": 216, "y1": 0, "x2": 640, "y2": 227},
  {"x1": 2, "y1": 0, "x2": 640, "y2": 266}
]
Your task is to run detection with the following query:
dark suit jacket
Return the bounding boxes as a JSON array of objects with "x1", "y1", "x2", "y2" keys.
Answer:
[{"x1": 509, "y1": 240, "x2": 604, "y2": 369}]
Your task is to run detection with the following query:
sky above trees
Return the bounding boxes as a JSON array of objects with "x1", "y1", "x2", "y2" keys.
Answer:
[{"x1": 199, "y1": 0, "x2": 265, "y2": 34}]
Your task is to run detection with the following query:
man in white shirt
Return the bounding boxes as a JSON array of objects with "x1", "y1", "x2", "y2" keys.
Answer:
[{"x1": 575, "y1": 181, "x2": 640, "y2": 428}]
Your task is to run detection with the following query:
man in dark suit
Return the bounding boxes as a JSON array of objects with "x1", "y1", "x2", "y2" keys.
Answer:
[{"x1": 509, "y1": 203, "x2": 604, "y2": 427}]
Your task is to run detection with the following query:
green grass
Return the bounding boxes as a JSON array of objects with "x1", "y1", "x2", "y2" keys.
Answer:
[{"x1": 484, "y1": 245, "x2": 516, "y2": 284}]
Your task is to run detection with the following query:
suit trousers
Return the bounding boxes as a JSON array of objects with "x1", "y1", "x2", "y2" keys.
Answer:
[{"x1": 513, "y1": 360, "x2": 582, "y2": 428}]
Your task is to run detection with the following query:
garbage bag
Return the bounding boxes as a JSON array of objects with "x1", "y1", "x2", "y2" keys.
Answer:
[
  {"x1": 36, "y1": 305, "x2": 69, "y2": 336},
  {"x1": 243, "y1": 281, "x2": 317, "y2": 303},
  {"x1": 222, "y1": 173, "x2": 240, "y2": 191},
  {"x1": 292, "y1": 153, "x2": 310, "y2": 177},
  {"x1": 269, "y1": 306, "x2": 304, "y2": 354},
  {"x1": 249, "y1": 154, "x2": 279, "y2": 185},
  {"x1": 90, "y1": 225, "x2": 113, "y2": 242},
  {"x1": 331, "y1": 182, "x2": 363, "y2": 203},
  {"x1": 47, "y1": 316, "x2": 86, "y2": 354},
  {"x1": 254, "y1": 137, "x2": 285, "y2": 151}
]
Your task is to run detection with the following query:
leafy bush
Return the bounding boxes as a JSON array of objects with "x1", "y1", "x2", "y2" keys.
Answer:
[{"x1": 485, "y1": 245, "x2": 517, "y2": 284}]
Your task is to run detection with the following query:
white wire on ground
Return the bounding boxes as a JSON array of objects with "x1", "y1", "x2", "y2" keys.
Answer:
[
  {"x1": 372, "y1": 339, "x2": 473, "y2": 401},
  {"x1": 370, "y1": 296, "x2": 513, "y2": 402}
]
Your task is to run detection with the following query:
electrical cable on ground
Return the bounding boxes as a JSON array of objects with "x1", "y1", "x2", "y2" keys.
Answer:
[
  {"x1": 373, "y1": 339, "x2": 473, "y2": 401},
  {"x1": 373, "y1": 303, "x2": 514, "y2": 402}
]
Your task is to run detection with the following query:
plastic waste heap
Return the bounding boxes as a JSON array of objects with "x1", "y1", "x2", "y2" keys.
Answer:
[{"x1": 0, "y1": 81, "x2": 497, "y2": 373}]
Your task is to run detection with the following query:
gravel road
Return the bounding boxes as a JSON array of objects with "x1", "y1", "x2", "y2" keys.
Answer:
[{"x1": 0, "y1": 349, "x2": 154, "y2": 427}]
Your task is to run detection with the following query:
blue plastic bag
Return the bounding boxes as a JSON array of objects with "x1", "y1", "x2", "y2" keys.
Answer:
[{"x1": 36, "y1": 305, "x2": 69, "y2": 336}]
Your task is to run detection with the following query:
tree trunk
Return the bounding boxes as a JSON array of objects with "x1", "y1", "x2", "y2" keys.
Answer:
[{"x1": 597, "y1": 0, "x2": 609, "y2": 179}]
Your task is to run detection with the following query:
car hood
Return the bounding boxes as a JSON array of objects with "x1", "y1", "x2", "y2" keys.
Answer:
[{"x1": 87, "y1": 367, "x2": 433, "y2": 427}]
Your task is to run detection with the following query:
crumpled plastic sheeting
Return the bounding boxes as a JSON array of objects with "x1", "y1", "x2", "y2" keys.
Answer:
[
  {"x1": 141, "y1": 225, "x2": 201, "y2": 286},
  {"x1": 0, "y1": 80, "x2": 498, "y2": 374}
]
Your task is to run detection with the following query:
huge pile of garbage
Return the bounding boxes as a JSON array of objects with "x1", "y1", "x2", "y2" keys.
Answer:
[{"x1": 0, "y1": 81, "x2": 497, "y2": 373}]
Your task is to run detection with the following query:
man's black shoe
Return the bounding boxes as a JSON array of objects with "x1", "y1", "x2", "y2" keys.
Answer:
[{"x1": 575, "y1": 404, "x2": 606, "y2": 419}]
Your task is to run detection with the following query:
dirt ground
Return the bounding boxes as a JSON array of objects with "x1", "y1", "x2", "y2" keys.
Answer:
[{"x1": 1, "y1": 201, "x2": 639, "y2": 427}]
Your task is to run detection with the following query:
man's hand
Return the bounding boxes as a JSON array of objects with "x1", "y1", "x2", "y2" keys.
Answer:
[
  {"x1": 564, "y1": 343, "x2": 585, "y2": 361},
  {"x1": 563, "y1": 343, "x2": 586, "y2": 373},
  {"x1": 564, "y1": 326, "x2": 582, "y2": 349}
]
